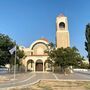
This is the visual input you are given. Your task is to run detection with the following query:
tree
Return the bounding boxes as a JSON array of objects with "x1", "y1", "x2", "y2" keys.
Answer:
[
  {"x1": 0, "y1": 33, "x2": 15, "y2": 66},
  {"x1": 0, "y1": 33, "x2": 25, "y2": 66},
  {"x1": 44, "y1": 42, "x2": 55, "y2": 54},
  {"x1": 47, "y1": 47, "x2": 84, "y2": 73},
  {"x1": 48, "y1": 42, "x2": 55, "y2": 50},
  {"x1": 85, "y1": 23, "x2": 90, "y2": 65}
]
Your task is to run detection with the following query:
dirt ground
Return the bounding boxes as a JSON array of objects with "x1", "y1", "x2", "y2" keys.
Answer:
[{"x1": 10, "y1": 80, "x2": 90, "y2": 90}]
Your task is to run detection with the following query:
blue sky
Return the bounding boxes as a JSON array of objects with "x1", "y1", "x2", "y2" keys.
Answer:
[{"x1": 0, "y1": 0, "x2": 90, "y2": 58}]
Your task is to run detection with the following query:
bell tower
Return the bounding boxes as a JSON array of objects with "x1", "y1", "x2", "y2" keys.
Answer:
[{"x1": 56, "y1": 14, "x2": 70, "y2": 48}]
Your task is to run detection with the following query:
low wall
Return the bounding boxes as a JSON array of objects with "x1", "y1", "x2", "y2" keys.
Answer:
[{"x1": 73, "y1": 69, "x2": 88, "y2": 72}]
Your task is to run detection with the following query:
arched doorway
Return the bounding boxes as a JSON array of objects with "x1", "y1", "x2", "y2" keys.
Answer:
[
  {"x1": 36, "y1": 59, "x2": 43, "y2": 71},
  {"x1": 27, "y1": 59, "x2": 34, "y2": 71},
  {"x1": 44, "y1": 60, "x2": 52, "y2": 71}
]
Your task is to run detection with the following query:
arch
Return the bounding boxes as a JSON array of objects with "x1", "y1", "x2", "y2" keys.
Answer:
[
  {"x1": 31, "y1": 42, "x2": 48, "y2": 50},
  {"x1": 59, "y1": 22, "x2": 65, "y2": 29},
  {"x1": 29, "y1": 40, "x2": 49, "y2": 50},
  {"x1": 36, "y1": 59, "x2": 43, "y2": 71},
  {"x1": 27, "y1": 59, "x2": 34, "y2": 71},
  {"x1": 44, "y1": 60, "x2": 52, "y2": 71}
]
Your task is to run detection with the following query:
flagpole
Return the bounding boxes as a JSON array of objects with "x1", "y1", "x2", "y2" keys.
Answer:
[{"x1": 14, "y1": 45, "x2": 16, "y2": 80}]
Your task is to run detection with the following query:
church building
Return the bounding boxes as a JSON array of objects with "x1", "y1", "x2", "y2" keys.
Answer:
[{"x1": 20, "y1": 14, "x2": 70, "y2": 72}]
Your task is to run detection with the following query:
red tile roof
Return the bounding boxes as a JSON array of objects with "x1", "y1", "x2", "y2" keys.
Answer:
[{"x1": 39, "y1": 38, "x2": 48, "y2": 42}]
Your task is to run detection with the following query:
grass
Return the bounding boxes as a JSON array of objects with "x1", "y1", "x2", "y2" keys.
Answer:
[
  {"x1": 85, "y1": 83, "x2": 90, "y2": 90},
  {"x1": 36, "y1": 81, "x2": 53, "y2": 90},
  {"x1": 10, "y1": 80, "x2": 90, "y2": 90}
]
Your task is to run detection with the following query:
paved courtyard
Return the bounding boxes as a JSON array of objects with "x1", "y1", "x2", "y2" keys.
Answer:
[{"x1": 0, "y1": 71, "x2": 90, "y2": 89}]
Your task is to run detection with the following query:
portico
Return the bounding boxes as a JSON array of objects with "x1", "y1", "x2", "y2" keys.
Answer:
[{"x1": 22, "y1": 55, "x2": 52, "y2": 72}]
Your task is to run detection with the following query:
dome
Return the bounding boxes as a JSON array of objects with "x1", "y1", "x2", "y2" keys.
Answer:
[{"x1": 39, "y1": 38, "x2": 48, "y2": 42}]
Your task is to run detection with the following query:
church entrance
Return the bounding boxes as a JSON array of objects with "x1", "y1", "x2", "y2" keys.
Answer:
[{"x1": 36, "y1": 59, "x2": 43, "y2": 71}]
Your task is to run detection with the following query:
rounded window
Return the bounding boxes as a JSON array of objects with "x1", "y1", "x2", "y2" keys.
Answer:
[{"x1": 59, "y1": 22, "x2": 65, "y2": 29}]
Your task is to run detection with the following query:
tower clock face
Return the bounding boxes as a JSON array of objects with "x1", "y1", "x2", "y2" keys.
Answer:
[{"x1": 59, "y1": 22, "x2": 65, "y2": 29}]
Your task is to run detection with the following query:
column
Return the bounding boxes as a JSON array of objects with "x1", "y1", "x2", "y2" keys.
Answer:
[
  {"x1": 24, "y1": 61, "x2": 27, "y2": 72},
  {"x1": 25, "y1": 65, "x2": 27, "y2": 72},
  {"x1": 43, "y1": 61, "x2": 44, "y2": 72},
  {"x1": 34, "y1": 62, "x2": 36, "y2": 72}
]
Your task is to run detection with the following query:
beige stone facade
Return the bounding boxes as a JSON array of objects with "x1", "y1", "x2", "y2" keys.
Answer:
[
  {"x1": 20, "y1": 39, "x2": 53, "y2": 72},
  {"x1": 56, "y1": 14, "x2": 70, "y2": 48},
  {"x1": 20, "y1": 14, "x2": 70, "y2": 72}
]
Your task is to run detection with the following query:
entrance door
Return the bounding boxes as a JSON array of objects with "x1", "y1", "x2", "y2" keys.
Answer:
[
  {"x1": 36, "y1": 63, "x2": 43, "y2": 71},
  {"x1": 36, "y1": 59, "x2": 43, "y2": 71}
]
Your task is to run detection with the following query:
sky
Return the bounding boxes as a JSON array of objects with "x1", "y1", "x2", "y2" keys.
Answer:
[{"x1": 0, "y1": 0, "x2": 90, "y2": 58}]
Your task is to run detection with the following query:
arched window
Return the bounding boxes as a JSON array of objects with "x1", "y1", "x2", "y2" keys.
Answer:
[{"x1": 59, "y1": 22, "x2": 65, "y2": 29}]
